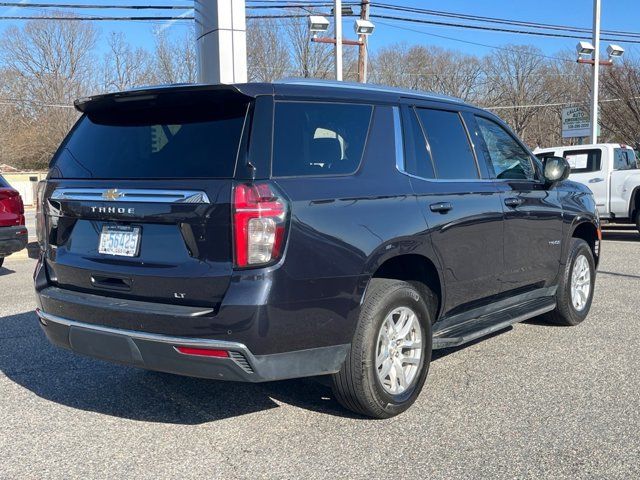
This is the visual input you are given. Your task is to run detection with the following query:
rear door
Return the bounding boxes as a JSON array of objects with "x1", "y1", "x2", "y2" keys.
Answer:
[
  {"x1": 400, "y1": 104, "x2": 505, "y2": 316},
  {"x1": 474, "y1": 114, "x2": 564, "y2": 294},
  {"x1": 41, "y1": 87, "x2": 253, "y2": 307}
]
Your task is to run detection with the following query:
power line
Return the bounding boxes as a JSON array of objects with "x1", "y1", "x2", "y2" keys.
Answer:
[
  {"x1": 0, "y1": 2, "x2": 191, "y2": 9},
  {"x1": 370, "y1": 14, "x2": 640, "y2": 45},
  {"x1": 373, "y1": 3, "x2": 640, "y2": 40},
  {"x1": 0, "y1": 2, "x2": 360, "y2": 9},
  {"x1": 372, "y1": 20, "x2": 576, "y2": 64},
  {"x1": 0, "y1": 13, "x2": 353, "y2": 21}
]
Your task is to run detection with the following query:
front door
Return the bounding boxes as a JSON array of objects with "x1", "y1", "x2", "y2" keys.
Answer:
[{"x1": 474, "y1": 115, "x2": 564, "y2": 294}]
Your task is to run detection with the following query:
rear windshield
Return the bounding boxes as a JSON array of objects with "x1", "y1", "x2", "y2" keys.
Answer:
[{"x1": 50, "y1": 95, "x2": 249, "y2": 179}]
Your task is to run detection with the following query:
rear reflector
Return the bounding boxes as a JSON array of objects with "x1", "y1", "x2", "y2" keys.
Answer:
[{"x1": 174, "y1": 346, "x2": 229, "y2": 358}]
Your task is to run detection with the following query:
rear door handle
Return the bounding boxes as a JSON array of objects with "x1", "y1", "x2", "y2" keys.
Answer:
[
  {"x1": 504, "y1": 197, "x2": 524, "y2": 208},
  {"x1": 589, "y1": 178, "x2": 604, "y2": 183},
  {"x1": 430, "y1": 202, "x2": 453, "y2": 213}
]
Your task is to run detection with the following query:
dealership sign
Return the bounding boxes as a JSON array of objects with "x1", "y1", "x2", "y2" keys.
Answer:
[{"x1": 562, "y1": 107, "x2": 591, "y2": 138}]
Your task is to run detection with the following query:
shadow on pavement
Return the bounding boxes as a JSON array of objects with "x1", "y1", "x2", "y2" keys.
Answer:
[
  {"x1": 0, "y1": 311, "x2": 521, "y2": 423},
  {"x1": 0, "y1": 310, "x2": 359, "y2": 423},
  {"x1": 0, "y1": 266, "x2": 16, "y2": 277}
]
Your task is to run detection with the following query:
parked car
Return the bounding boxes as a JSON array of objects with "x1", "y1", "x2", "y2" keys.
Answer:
[
  {"x1": 34, "y1": 80, "x2": 600, "y2": 418},
  {"x1": 534, "y1": 143, "x2": 640, "y2": 231},
  {"x1": 0, "y1": 174, "x2": 27, "y2": 267}
]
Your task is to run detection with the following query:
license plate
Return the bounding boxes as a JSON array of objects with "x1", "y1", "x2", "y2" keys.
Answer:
[{"x1": 98, "y1": 225, "x2": 141, "y2": 257}]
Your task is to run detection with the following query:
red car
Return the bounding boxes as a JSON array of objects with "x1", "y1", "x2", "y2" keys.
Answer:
[{"x1": 0, "y1": 175, "x2": 27, "y2": 267}]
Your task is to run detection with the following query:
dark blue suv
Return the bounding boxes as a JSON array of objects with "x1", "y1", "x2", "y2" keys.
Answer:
[{"x1": 34, "y1": 80, "x2": 600, "y2": 418}]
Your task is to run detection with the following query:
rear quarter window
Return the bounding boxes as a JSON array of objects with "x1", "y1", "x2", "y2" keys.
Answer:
[{"x1": 272, "y1": 102, "x2": 373, "y2": 177}]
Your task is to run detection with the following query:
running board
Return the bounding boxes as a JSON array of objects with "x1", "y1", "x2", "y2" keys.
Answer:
[{"x1": 432, "y1": 297, "x2": 556, "y2": 349}]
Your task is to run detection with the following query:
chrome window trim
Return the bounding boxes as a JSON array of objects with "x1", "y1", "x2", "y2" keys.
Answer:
[
  {"x1": 50, "y1": 188, "x2": 211, "y2": 204},
  {"x1": 395, "y1": 105, "x2": 495, "y2": 184},
  {"x1": 392, "y1": 106, "x2": 405, "y2": 173}
]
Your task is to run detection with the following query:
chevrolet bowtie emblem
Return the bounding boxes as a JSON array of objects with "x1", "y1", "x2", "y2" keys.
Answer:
[{"x1": 102, "y1": 189, "x2": 123, "y2": 201}]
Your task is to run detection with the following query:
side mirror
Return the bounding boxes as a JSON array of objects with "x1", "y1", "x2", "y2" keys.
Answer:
[{"x1": 543, "y1": 156, "x2": 571, "y2": 184}]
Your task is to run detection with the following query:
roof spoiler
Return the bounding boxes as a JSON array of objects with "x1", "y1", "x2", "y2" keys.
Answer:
[{"x1": 74, "y1": 83, "x2": 255, "y2": 114}]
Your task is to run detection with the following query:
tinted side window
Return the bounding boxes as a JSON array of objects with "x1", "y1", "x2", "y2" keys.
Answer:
[
  {"x1": 402, "y1": 108, "x2": 435, "y2": 179},
  {"x1": 272, "y1": 102, "x2": 372, "y2": 177},
  {"x1": 627, "y1": 150, "x2": 639, "y2": 169},
  {"x1": 476, "y1": 116, "x2": 535, "y2": 180},
  {"x1": 563, "y1": 149, "x2": 601, "y2": 173},
  {"x1": 415, "y1": 108, "x2": 478, "y2": 179},
  {"x1": 0, "y1": 175, "x2": 9, "y2": 188}
]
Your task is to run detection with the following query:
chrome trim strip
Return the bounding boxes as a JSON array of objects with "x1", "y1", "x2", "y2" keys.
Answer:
[
  {"x1": 36, "y1": 309, "x2": 248, "y2": 351},
  {"x1": 392, "y1": 106, "x2": 405, "y2": 173},
  {"x1": 50, "y1": 188, "x2": 211, "y2": 204}
]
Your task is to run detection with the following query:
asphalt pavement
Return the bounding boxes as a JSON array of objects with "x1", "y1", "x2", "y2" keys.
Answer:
[{"x1": 1, "y1": 226, "x2": 639, "y2": 479}]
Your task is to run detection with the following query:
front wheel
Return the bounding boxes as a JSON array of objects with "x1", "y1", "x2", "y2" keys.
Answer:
[
  {"x1": 331, "y1": 278, "x2": 433, "y2": 418},
  {"x1": 545, "y1": 238, "x2": 595, "y2": 326}
]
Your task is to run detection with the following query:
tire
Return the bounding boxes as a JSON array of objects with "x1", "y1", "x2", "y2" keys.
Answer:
[
  {"x1": 544, "y1": 238, "x2": 596, "y2": 326},
  {"x1": 635, "y1": 209, "x2": 640, "y2": 234},
  {"x1": 331, "y1": 278, "x2": 433, "y2": 418}
]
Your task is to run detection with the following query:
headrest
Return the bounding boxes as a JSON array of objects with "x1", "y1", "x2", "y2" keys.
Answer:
[{"x1": 310, "y1": 137, "x2": 342, "y2": 165}]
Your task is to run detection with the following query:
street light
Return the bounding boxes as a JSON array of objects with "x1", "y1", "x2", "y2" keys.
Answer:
[
  {"x1": 307, "y1": 5, "x2": 375, "y2": 83},
  {"x1": 576, "y1": 41, "x2": 595, "y2": 57},
  {"x1": 308, "y1": 15, "x2": 330, "y2": 34},
  {"x1": 607, "y1": 44, "x2": 625, "y2": 58},
  {"x1": 354, "y1": 19, "x2": 375, "y2": 35}
]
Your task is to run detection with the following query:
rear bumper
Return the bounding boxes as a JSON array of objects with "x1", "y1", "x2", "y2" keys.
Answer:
[
  {"x1": 36, "y1": 309, "x2": 349, "y2": 382},
  {"x1": 0, "y1": 225, "x2": 28, "y2": 256}
]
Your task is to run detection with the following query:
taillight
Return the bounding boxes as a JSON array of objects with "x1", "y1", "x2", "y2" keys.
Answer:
[
  {"x1": 35, "y1": 180, "x2": 47, "y2": 247},
  {"x1": 232, "y1": 182, "x2": 288, "y2": 267},
  {"x1": 0, "y1": 188, "x2": 24, "y2": 225}
]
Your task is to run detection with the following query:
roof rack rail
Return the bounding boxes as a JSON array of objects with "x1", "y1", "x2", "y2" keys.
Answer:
[{"x1": 275, "y1": 78, "x2": 463, "y2": 103}]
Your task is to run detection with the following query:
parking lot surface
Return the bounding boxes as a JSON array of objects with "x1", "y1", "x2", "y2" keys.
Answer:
[{"x1": 1, "y1": 227, "x2": 639, "y2": 479}]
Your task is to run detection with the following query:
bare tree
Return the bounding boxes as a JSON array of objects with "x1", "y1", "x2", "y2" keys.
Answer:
[
  {"x1": 369, "y1": 44, "x2": 481, "y2": 101},
  {"x1": 286, "y1": 18, "x2": 333, "y2": 79},
  {"x1": 600, "y1": 57, "x2": 640, "y2": 148},
  {"x1": 152, "y1": 28, "x2": 197, "y2": 84},
  {"x1": 483, "y1": 45, "x2": 552, "y2": 139},
  {"x1": 102, "y1": 31, "x2": 153, "y2": 92},
  {"x1": 0, "y1": 16, "x2": 97, "y2": 169},
  {"x1": 247, "y1": 18, "x2": 290, "y2": 82}
]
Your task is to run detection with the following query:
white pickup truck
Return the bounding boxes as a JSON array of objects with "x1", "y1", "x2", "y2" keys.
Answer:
[{"x1": 534, "y1": 143, "x2": 640, "y2": 231}]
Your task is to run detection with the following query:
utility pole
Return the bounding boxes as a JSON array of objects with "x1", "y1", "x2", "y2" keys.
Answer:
[
  {"x1": 334, "y1": 0, "x2": 343, "y2": 81},
  {"x1": 357, "y1": 0, "x2": 370, "y2": 83},
  {"x1": 590, "y1": 0, "x2": 601, "y2": 144},
  {"x1": 195, "y1": 0, "x2": 247, "y2": 84}
]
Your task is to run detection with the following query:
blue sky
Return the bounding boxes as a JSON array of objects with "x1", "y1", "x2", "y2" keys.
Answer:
[{"x1": 0, "y1": 0, "x2": 639, "y2": 59}]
